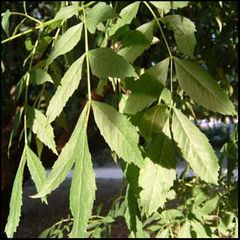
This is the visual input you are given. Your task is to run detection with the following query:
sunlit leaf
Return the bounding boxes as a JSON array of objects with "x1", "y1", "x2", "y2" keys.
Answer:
[
  {"x1": 27, "y1": 107, "x2": 57, "y2": 155},
  {"x1": 174, "y1": 57, "x2": 236, "y2": 115},
  {"x1": 46, "y1": 54, "x2": 85, "y2": 123},
  {"x1": 54, "y1": 5, "x2": 80, "y2": 20},
  {"x1": 87, "y1": 2, "x2": 117, "y2": 34},
  {"x1": 69, "y1": 103, "x2": 95, "y2": 237},
  {"x1": 31, "y1": 103, "x2": 90, "y2": 198},
  {"x1": 201, "y1": 196, "x2": 219, "y2": 215},
  {"x1": 88, "y1": 48, "x2": 137, "y2": 79},
  {"x1": 5, "y1": 146, "x2": 27, "y2": 238},
  {"x1": 177, "y1": 221, "x2": 191, "y2": 238},
  {"x1": 2, "y1": 9, "x2": 11, "y2": 36},
  {"x1": 172, "y1": 108, "x2": 219, "y2": 184},
  {"x1": 92, "y1": 101, "x2": 143, "y2": 167},
  {"x1": 191, "y1": 220, "x2": 209, "y2": 238},
  {"x1": 46, "y1": 22, "x2": 83, "y2": 66},
  {"x1": 26, "y1": 145, "x2": 48, "y2": 204}
]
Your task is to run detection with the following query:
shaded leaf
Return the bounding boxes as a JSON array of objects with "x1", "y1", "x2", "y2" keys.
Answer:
[
  {"x1": 92, "y1": 101, "x2": 143, "y2": 167},
  {"x1": 162, "y1": 15, "x2": 196, "y2": 57},
  {"x1": 27, "y1": 107, "x2": 57, "y2": 155},
  {"x1": 46, "y1": 54, "x2": 85, "y2": 123},
  {"x1": 172, "y1": 108, "x2": 219, "y2": 184},
  {"x1": 156, "y1": 228, "x2": 169, "y2": 238},
  {"x1": 31, "y1": 103, "x2": 90, "y2": 198},
  {"x1": 87, "y1": 2, "x2": 117, "y2": 34},
  {"x1": 174, "y1": 57, "x2": 236, "y2": 115},
  {"x1": 29, "y1": 69, "x2": 53, "y2": 85},
  {"x1": 5, "y1": 146, "x2": 27, "y2": 238},
  {"x1": 108, "y1": 2, "x2": 140, "y2": 36},
  {"x1": 26, "y1": 145, "x2": 47, "y2": 204},
  {"x1": 46, "y1": 22, "x2": 83, "y2": 66},
  {"x1": 118, "y1": 20, "x2": 155, "y2": 63},
  {"x1": 69, "y1": 103, "x2": 95, "y2": 237},
  {"x1": 55, "y1": 5, "x2": 80, "y2": 20},
  {"x1": 139, "y1": 132, "x2": 176, "y2": 216},
  {"x1": 123, "y1": 58, "x2": 169, "y2": 114},
  {"x1": 88, "y1": 48, "x2": 137, "y2": 79},
  {"x1": 2, "y1": 9, "x2": 11, "y2": 36}
]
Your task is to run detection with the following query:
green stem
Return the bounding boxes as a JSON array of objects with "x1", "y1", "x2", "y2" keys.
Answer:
[
  {"x1": 24, "y1": 73, "x2": 30, "y2": 144},
  {"x1": 10, "y1": 12, "x2": 42, "y2": 24},
  {"x1": 83, "y1": 5, "x2": 92, "y2": 102}
]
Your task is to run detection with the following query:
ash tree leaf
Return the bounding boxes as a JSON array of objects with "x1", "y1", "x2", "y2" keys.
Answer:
[
  {"x1": 162, "y1": 15, "x2": 196, "y2": 57},
  {"x1": 86, "y1": 2, "x2": 118, "y2": 34},
  {"x1": 69, "y1": 106, "x2": 96, "y2": 238},
  {"x1": 201, "y1": 195, "x2": 219, "y2": 215},
  {"x1": 118, "y1": 20, "x2": 155, "y2": 63},
  {"x1": 88, "y1": 48, "x2": 137, "y2": 79},
  {"x1": 191, "y1": 220, "x2": 209, "y2": 238},
  {"x1": 177, "y1": 221, "x2": 191, "y2": 238},
  {"x1": 46, "y1": 22, "x2": 83, "y2": 66},
  {"x1": 27, "y1": 107, "x2": 57, "y2": 155},
  {"x1": 26, "y1": 145, "x2": 48, "y2": 204},
  {"x1": 46, "y1": 54, "x2": 85, "y2": 123},
  {"x1": 2, "y1": 9, "x2": 11, "y2": 36},
  {"x1": 123, "y1": 58, "x2": 169, "y2": 114},
  {"x1": 29, "y1": 69, "x2": 53, "y2": 85},
  {"x1": 139, "y1": 131, "x2": 176, "y2": 217},
  {"x1": 108, "y1": 2, "x2": 140, "y2": 36},
  {"x1": 138, "y1": 104, "x2": 169, "y2": 141},
  {"x1": 54, "y1": 5, "x2": 80, "y2": 20},
  {"x1": 174, "y1": 57, "x2": 236, "y2": 115},
  {"x1": 5, "y1": 146, "x2": 27, "y2": 238},
  {"x1": 31, "y1": 103, "x2": 90, "y2": 199},
  {"x1": 92, "y1": 101, "x2": 144, "y2": 167},
  {"x1": 172, "y1": 108, "x2": 220, "y2": 184}
]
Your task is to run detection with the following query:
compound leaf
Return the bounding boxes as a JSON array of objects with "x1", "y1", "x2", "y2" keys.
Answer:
[{"x1": 55, "y1": 5, "x2": 80, "y2": 20}]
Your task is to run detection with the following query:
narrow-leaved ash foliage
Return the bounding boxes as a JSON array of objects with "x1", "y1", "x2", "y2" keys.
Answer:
[
  {"x1": 162, "y1": 15, "x2": 196, "y2": 57},
  {"x1": 177, "y1": 221, "x2": 191, "y2": 238},
  {"x1": 54, "y1": 5, "x2": 80, "y2": 20},
  {"x1": 92, "y1": 101, "x2": 144, "y2": 167},
  {"x1": 88, "y1": 48, "x2": 138, "y2": 79},
  {"x1": 123, "y1": 58, "x2": 169, "y2": 114},
  {"x1": 174, "y1": 57, "x2": 236, "y2": 115},
  {"x1": 46, "y1": 54, "x2": 85, "y2": 123},
  {"x1": 108, "y1": 2, "x2": 140, "y2": 36},
  {"x1": 150, "y1": 1, "x2": 189, "y2": 11},
  {"x1": 139, "y1": 131, "x2": 176, "y2": 216},
  {"x1": 191, "y1": 220, "x2": 209, "y2": 238},
  {"x1": 69, "y1": 103, "x2": 96, "y2": 237},
  {"x1": 26, "y1": 145, "x2": 48, "y2": 204},
  {"x1": 118, "y1": 20, "x2": 155, "y2": 63},
  {"x1": 5, "y1": 146, "x2": 27, "y2": 238},
  {"x1": 46, "y1": 22, "x2": 83, "y2": 66},
  {"x1": 29, "y1": 68, "x2": 53, "y2": 85},
  {"x1": 31, "y1": 103, "x2": 90, "y2": 198},
  {"x1": 27, "y1": 107, "x2": 57, "y2": 155},
  {"x1": 172, "y1": 108, "x2": 219, "y2": 184},
  {"x1": 86, "y1": 2, "x2": 117, "y2": 34}
]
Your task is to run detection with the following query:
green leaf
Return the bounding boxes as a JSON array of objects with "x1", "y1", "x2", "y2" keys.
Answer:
[
  {"x1": 174, "y1": 57, "x2": 236, "y2": 115},
  {"x1": 87, "y1": 2, "x2": 118, "y2": 34},
  {"x1": 88, "y1": 48, "x2": 137, "y2": 79},
  {"x1": 5, "y1": 146, "x2": 27, "y2": 238},
  {"x1": 2, "y1": 9, "x2": 11, "y2": 36},
  {"x1": 118, "y1": 20, "x2": 155, "y2": 63},
  {"x1": 139, "y1": 132, "x2": 176, "y2": 216},
  {"x1": 29, "y1": 69, "x2": 53, "y2": 85},
  {"x1": 191, "y1": 220, "x2": 209, "y2": 238},
  {"x1": 46, "y1": 54, "x2": 85, "y2": 123},
  {"x1": 123, "y1": 58, "x2": 169, "y2": 114},
  {"x1": 31, "y1": 103, "x2": 90, "y2": 198},
  {"x1": 108, "y1": 2, "x2": 140, "y2": 36},
  {"x1": 162, "y1": 15, "x2": 196, "y2": 57},
  {"x1": 156, "y1": 228, "x2": 169, "y2": 238},
  {"x1": 27, "y1": 107, "x2": 57, "y2": 155},
  {"x1": 26, "y1": 145, "x2": 47, "y2": 204},
  {"x1": 171, "y1": 108, "x2": 219, "y2": 184},
  {"x1": 150, "y1": 2, "x2": 189, "y2": 11},
  {"x1": 177, "y1": 221, "x2": 191, "y2": 238},
  {"x1": 92, "y1": 101, "x2": 143, "y2": 167},
  {"x1": 201, "y1": 196, "x2": 219, "y2": 215},
  {"x1": 138, "y1": 104, "x2": 169, "y2": 140},
  {"x1": 54, "y1": 5, "x2": 80, "y2": 20},
  {"x1": 69, "y1": 104, "x2": 95, "y2": 237},
  {"x1": 15, "y1": 72, "x2": 28, "y2": 101},
  {"x1": 46, "y1": 22, "x2": 83, "y2": 66}
]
